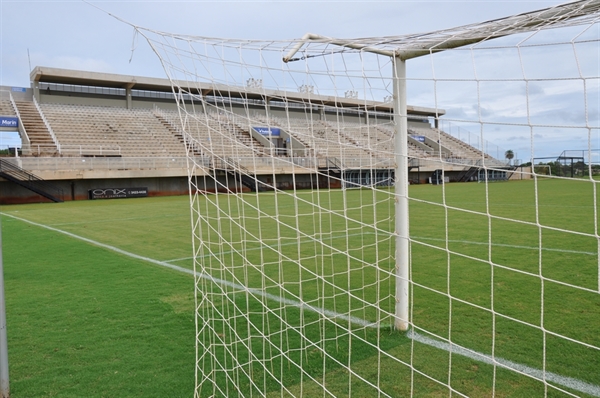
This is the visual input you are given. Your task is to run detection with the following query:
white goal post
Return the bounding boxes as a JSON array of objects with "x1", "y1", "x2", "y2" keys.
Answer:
[{"x1": 125, "y1": 1, "x2": 600, "y2": 396}]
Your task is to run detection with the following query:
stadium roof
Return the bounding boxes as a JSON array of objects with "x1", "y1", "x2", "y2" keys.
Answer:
[{"x1": 30, "y1": 66, "x2": 444, "y2": 117}]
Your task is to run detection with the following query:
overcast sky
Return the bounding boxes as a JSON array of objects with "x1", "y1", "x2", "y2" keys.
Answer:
[
  {"x1": 1, "y1": 0, "x2": 567, "y2": 88},
  {"x1": 1, "y1": 0, "x2": 597, "y2": 160}
]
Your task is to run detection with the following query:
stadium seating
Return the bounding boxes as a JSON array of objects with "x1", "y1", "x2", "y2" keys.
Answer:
[
  {"x1": 14, "y1": 100, "x2": 59, "y2": 156},
  {"x1": 6, "y1": 100, "x2": 503, "y2": 171},
  {"x1": 0, "y1": 100, "x2": 16, "y2": 117},
  {"x1": 40, "y1": 104, "x2": 188, "y2": 157},
  {"x1": 153, "y1": 108, "x2": 266, "y2": 160}
]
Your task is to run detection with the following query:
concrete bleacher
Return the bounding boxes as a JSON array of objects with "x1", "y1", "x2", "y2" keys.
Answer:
[
  {"x1": 263, "y1": 116, "x2": 375, "y2": 165},
  {"x1": 36, "y1": 102, "x2": 272, "y2": 161},
  {"x1": 331, "y1": 121, "x2": 392, "y2": 156},
  {"x1": 411, "y1": 126, "x2": 507, "y2": 167},
  {"x1": 14, "y1": 100, "x2": 59, "y2": 156},
  {"x1": 0, "y1": 100, "x2": 16, "y2": 117},
  {"x1": 7, "y1": 94, "x2": 507, "y2": 173},
  {"x1": 153, "y1": 108, "x2": 266, "y2": 160},
  {"x1": 12, "y1": 100, "x2": 506, "y2": 172},
  {"x1": 411, "y1": 126, "x2": 479, "y2": 159},
  {"x1": 227, "y1": 113, "x2": 502, "y2": 170},
  {"x1": 372, "y1": 123, "x2": 440, "y2": 160},
  {"x1": 40, "y1": 104, "x2": 188, "y2": 158}
]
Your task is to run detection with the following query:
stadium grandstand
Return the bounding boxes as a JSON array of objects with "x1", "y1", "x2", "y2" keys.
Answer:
[{"x1": 0, "y1": 66, "x2": 515, "y2": 204}]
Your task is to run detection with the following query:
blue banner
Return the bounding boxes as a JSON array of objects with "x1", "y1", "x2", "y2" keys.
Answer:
[
  {"x1": 254, "y1": 127, "x2": 281, "y2": 137},
  {"x1": 0, "y1": 117, "x2": 18, "y2": 128},
  {"x1": 11, "y1": 87, "x2": 26, "y2": 93},
  {"x1": 413, "y1": 135, "x2": 425, "y2": 142}
]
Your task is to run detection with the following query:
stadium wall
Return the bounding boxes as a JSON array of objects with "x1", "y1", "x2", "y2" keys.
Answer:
[
  {"x1": 0, "y1": 172, "x2": 326, "y2": 204},
  {"x1": 0, "y1": 176, "x2": 188, "y2": 204},
  {"x1": 39, "y1": 92, "x2": 127, "y2": 108},
  {"x1": 0, "y1": 87, "x2": 32, "y2": 101}
]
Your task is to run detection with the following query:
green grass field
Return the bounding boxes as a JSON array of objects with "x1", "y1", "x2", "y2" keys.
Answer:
[{"x1": 1, "y1": 178, "x2": 599, "y2": 397}]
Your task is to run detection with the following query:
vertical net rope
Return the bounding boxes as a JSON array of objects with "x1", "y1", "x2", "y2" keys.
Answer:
[{"x1": 129, "y1": 2, "x2": 600, "y2": 396}]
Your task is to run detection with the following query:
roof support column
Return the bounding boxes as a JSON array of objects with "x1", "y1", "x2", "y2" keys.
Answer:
[
  {"x1": 124, "y1": 82, "x2": 135, "y2": 110},
  {"x1": 32, "y1": 82, "x2": 40, "y2": 102}
]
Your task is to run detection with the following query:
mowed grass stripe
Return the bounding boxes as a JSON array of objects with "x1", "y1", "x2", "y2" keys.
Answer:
[
  {"x1": 3, "y1": 196, "x2": 194, "y2": 264},
  {"x1": 1, "y1": 212, "x2": 380, "y2": 327},
  {"x1": 1, "y1": 214, "x2": 195, "y2": 397},
  {"x1": 6, "y1": 209, "x2": 600, "y2": 396},
  {"x1": 1, "y1": 178, "x2": 599, "y2": 397}
]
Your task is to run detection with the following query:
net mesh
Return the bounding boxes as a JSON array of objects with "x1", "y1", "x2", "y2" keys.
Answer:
[{"x1": 132, "y1": 2, "x2": 600, "y2": 396}]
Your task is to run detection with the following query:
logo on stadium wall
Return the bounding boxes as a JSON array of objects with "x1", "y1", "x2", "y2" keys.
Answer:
[
  {"x1": 0, "y1": 117, "x2": 18, "y2": 128},
  {"x1": 89, "y1": 187, "x2": 148, "y2": 200},
  {"x1": 254, "y1": 127, "x2": 281, "y2": 137}
]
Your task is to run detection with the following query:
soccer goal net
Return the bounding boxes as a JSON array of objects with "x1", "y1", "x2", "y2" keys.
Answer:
[{"x1": 133, "y1": 1, "x2": 600, "y2": 396}]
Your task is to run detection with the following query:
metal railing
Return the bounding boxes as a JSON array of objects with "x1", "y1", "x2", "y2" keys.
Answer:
[
  {"x1": 60, "y1": 144, "x2": 121, "y2": 157},
  {"x1": 0, "y1": 158, "x2": 64, "y2": 202},
  {"x1": 438, "y1": 120, "x2": 511, "y2": 164},
  {"x1": 16, "y1": 156, "x2": 201, "y2": 172},
  {"x1": 13, "y1": 154, "x2": 508, "y2": 174},
  {"x1": 19, "y1": 143, "x2": 122, "y2": 157}
]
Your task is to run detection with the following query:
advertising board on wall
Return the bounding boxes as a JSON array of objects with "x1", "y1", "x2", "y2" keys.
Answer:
[
  {"x1": 89, "y1": 187, "x2": 148, "y2": 200},
  {"x1": 254, "y1": 127, "x2": 281, "y2": 137},
  {"x1": 0, "y1": 117, "x2": 18, "y2": 128}
]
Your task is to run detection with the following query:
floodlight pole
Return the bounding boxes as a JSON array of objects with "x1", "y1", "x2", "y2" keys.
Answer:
[
  {"x1": 0, "y1": 223, "x2": 9, "y2": 398},
  {"x1": 393, "y1": 56, "x2": 410, "y2": 331}
]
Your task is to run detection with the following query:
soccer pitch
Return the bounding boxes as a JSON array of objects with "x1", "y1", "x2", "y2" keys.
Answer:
[{"x1": 1, "y1": 178, "x2": 599, "y2": 397}]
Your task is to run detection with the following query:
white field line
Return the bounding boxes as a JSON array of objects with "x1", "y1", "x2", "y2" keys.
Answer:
[
  {"x1": 1, "y1": 212, "x2": 375, "y2": 328},
  {"x1": 167, "y1": 232, "x2": 595, "y2": 264},
  {"x1": 3, "y1": 212, "x2": 599, "y2": 397},
  {"x1": 165, "y1": 232, "x2": 377, "y2": 264},
  {"x1": 409, "y1": 331, "x2": 600, "y2": 397},
  {"x1": 413, "y1": 236, "x2": 597, "y2": 256}
]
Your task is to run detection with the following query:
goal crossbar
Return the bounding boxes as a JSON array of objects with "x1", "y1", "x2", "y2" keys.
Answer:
[{"x1": 283, "y1": 0, "x2": 600, "y2": 62}]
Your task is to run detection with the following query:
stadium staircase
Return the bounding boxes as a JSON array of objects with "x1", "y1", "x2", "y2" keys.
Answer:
[
  {"x1": 230, "y1": 124, "x2": 264, "y2": 154},
  {"x1": 456, "y1": 160, "x2": 482, "y2": 182},
  {"x1": 317, "y1": 157, "x2": 343, "y2": 182},
  {"x1": 0, "y1": 159, "x2": 64, "y2": 202},
  {"x1": 318, "y1": 156, "x2": 342, "y2": 172},
  {"x1": 217, "y1": 157, "x2": 268, "y2": 192},
  {"x1": 0, "y1": 100, "x2": 17, "y2": 117},
  {"x1": 13, "y1": 101, "x2": 59, "y2": 156},
  {"x1": 152, "y1": 110, "x2": 203, "y2": 157},
  {"x1": 505, "y1": 166, "x2": 519, "y2": 180},
  {"x1": 209, "y1": 114, "x2": 267, "y2": 156}
]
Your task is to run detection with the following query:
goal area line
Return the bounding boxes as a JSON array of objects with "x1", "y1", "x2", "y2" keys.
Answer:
[
  {"x1": 2, "y1": 212, "x2": 598, "y2": 397},
  {"x1": 165, "y1": 232, "x2": 595, "y2": 265}
]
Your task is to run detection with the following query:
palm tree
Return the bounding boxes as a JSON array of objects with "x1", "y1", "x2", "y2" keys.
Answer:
[{"x1": 505, "y1": 149, "x2": 514, "y2": 165}]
